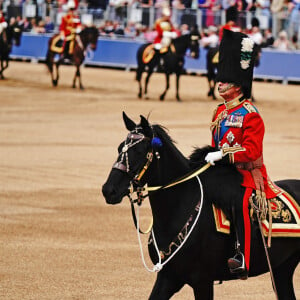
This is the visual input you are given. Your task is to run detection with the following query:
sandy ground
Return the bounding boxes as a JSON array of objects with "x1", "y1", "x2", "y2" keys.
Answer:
[{"x1": 0, "y1": 61, "x2": 299, "y2": 300}]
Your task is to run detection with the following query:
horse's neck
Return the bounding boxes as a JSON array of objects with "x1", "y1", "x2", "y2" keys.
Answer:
[
  {"x1": 173, "y1": 36, "x2": 188, "y2": 57},
  {"x1": 148, "y1": 144, "x2": 200, "y2": 240},
  {"x1": 78, "y1": 33, "x2": 89, "y2": 49}
]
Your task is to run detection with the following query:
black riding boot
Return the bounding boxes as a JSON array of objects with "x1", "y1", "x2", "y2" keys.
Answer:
[{"x1": 228, "y1": 207, "x2": 248, "y2": 280}]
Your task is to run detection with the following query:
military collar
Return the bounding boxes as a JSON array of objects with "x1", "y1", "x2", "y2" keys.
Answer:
[{"x1": 224, "y1": 94, "x2": 245, "y2": 110}]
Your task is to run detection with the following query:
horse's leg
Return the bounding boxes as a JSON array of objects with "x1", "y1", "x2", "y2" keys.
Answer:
[
  {"x1": 1, "y1": 58, "x2": 9, "y2": 79},
  {"x1": 273, "y1": 253, "x2": 299, "y2": 300},
  {"x1": 144, "y1": 68, "x2": 153, "y2": 100},
  {"x1": 193, "y1": 281, "x2": 214, "y2": 300},
  {"x1": 211, "y1": 80, "x2": 217, "y2": 100},
  {"x1": 73, "y1": 65, "x2": 83, "y2": 89},
  {"x1": 148, "y1": 273, "x2": 184, "y2": 300},
  {"x1": 0, "y1": 59, "x2": 4, "y2": 79},
  {"x1": 175, "y1": 72, "x2": 181, "y2": 102},
  {"x1": 160, "y1": 73, "x2": 170, "y2": 101},
  {"x1": 136, "y1": 66, "x2": 144, "y2": 98},
  {"x1": 53, "y1": 61, "x2": 60, "y2": 87}
]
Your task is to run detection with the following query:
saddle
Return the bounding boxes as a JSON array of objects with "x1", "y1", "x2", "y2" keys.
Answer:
[
  {"x1": 50, "y1": 34, "x2": 76, "y2": 55},
  {"x1": 142, "y1": 44, "x2": 175, "y2": 64},
  {"x1": 213, "y1": 187, "x2": 300, "y2": 238}
]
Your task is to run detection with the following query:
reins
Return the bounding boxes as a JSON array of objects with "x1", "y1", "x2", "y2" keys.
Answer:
[
  {"x1": 129, "y1": 163, "x2": 211, "y2": 272},
  {"x1": 128, "y1": 163, "x2": 211, "y2": 234},
  {"x1": 135, "y1": 175, "x2": 205, "y2": 273},
  {"x1": 113, "y1": 126, "x2": 211, "y2": 272}
]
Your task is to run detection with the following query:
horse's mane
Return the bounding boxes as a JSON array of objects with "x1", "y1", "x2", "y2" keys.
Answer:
[
  {"x1": 189, "y1": 145, "x2": 215, "y2": 168},
  {"x1": 152, "y1": 124, "x2": 175, "y2": 146},
  {"x1": 189, "y1": 145, "x2": 242, "y2": 182},
  {"x1": 151, "y1": 124, "x2": 189, "y2": 164}
]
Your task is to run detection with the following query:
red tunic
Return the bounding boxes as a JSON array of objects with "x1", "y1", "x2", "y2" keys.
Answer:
[
  {"x1": 153, "y1": 18, "x2": 175, "y2": 44},
  {"x1": 211, "y1": 98, "x2": 278, "y2": 199},
  {"x1": 219, "y1": 23, "x2": 241, "y2": 41},
  {"x1": 60, "y1": 12, "x2": 81, "y2": 37}
]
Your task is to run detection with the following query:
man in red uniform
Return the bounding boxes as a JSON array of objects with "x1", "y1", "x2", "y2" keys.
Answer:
[
  {"x1": 153, "y1": 5, "x2": 178, "y2": 52},
  {"x1": 219, "y1": 5, "x2": 241, "y2": 41},
  {"x1": 59, "y1": 0, "x2": 82, "y2": 57},
  {"x1": 205, "y1": 29, "x2": 278, "y2": 279},
  {"x1": 0, "y1": 11, "x2": 7, "y2": 36}
]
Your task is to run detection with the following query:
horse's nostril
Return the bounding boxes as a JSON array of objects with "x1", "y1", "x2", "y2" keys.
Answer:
[{"x1": 102, "y1": 183, "x2": 115, "y2": 198}]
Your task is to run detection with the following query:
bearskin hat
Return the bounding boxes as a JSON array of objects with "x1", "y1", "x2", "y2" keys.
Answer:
[
  {"x1": 216, "y1": 29, "x2": 257, "y2": 98},
  {"x1": 251, "y1": 17, "x2": 260, "y2": 28},
  {"x1": 226, "y1": 5, "x2": 238, "y2": 23}
]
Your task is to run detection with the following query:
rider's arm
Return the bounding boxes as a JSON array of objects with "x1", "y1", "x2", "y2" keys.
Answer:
[{"x1": 222, "y1": 112, "x2": 264, "y2": 164}]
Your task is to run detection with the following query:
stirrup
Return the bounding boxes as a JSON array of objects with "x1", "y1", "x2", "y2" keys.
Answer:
[{"x1": 228, "y1": 253, "x2": 246, "y2": 273}]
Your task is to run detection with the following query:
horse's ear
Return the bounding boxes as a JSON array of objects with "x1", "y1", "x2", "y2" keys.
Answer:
[
  {"x1": 140, "y1": 115, "x2": 152, "y2": 137},
  {"x1": 123, "y1": 112, "x2": 136, "y2": 131}
]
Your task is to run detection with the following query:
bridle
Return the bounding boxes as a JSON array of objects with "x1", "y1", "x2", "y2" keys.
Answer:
[
  {"x1": 111, "y1": 126, "x2": 211, "y2": 273},
  {"x1": 112, "y1": 127, "x2": 155, "y2": 195}
]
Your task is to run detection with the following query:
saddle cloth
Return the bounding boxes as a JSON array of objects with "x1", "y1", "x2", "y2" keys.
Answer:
[
  {"x1": 50, "y1": 34, "x2": 75, "y2": 55},
  {"x1": 142, "y1": 44, "x2": 173, "y2": 64},
  {"x1": 213, "y1": 188, "x2": 300, "y2": 237}
]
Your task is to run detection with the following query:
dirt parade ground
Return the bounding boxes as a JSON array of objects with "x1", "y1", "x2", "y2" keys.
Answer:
[{"x1": 0, "y1": 61, "x2": 299, "y2": 299}]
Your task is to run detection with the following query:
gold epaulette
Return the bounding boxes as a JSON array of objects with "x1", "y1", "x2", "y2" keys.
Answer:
[
  {"x1": 243, "y1": 102, "x2": 257, "y2": 113},
  {"x1": 211, "y1": 104, "x2": 222, "y2": 121},
  {"x1": 210, "y1": 104, "x2": 223, "y2": 132}
]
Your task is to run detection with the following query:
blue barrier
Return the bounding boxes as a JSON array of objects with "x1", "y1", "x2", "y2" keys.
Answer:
[{"x1": 11, "y1": 33, "x2": 300, "y2": 82}]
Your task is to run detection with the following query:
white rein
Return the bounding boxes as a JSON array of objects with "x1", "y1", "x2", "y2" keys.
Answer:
[{"x1": 135, "y1": 175, "x2": 204, "y2": 273}]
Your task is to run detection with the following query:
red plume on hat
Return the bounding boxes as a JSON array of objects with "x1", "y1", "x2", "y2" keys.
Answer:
[{"x1": 216, "y1": 29, "x2": 257, "y2": 98}]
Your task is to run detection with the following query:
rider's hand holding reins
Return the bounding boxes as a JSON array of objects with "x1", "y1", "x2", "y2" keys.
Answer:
[{"x1": 205, "y1": 150, "x2": 223, "y2": 165}]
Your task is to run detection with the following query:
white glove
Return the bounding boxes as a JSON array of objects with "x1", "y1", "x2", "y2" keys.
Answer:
[
  {"x1": 171, "y1": 31, "x2": 177, "y2": 39},
  {"x1": 154, "y1": 43, "x2": 162, "y2": 50},
  {"x1": 205, "y1": 150, "x2": 223, "y2": 165},
  {"x1": 163, "y1": 31, "x2": 176, "y2": 38},
  {"x1": 75, "y1": 27, "x2": 81, "y2": 34}
]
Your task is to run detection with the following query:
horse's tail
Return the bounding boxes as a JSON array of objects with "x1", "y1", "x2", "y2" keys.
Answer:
[
  {"x1": 136, "y1": 43, "x2": 155, "y2": 81},
  {"x1": 136, "y1": 44, "x2": 145, "y2": 81}
]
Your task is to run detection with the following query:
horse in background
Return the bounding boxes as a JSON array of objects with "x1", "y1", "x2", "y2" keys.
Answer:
[
  {"x1": 102, "y1": 112, "x2": 300, "y2": 300},
  {"x1": 205, "y1": 46, "x2": 219, "y2": 100},
  {"x1": 45, "y1": 26, "x2": 99, "y2": 89},
  {"x1": 0, "y1": 22, "x2": 23, "y2": 79},
  {"x1": 136, "y1": 27, "x2": 200, "y2": 102}
]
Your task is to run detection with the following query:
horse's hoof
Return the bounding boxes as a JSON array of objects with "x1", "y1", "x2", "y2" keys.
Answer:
[
  {"x1": 138, "y1": 93, "x2": 142, "y2": 99},
  {"x1": 80, "y1": 86, "x2": 84, "y2": 90},
  {"x1": 159, "y1": 95, "x2": 165, "y2": 101},
  {"x1": 177, "y1": 98, "x2": 182, "y2": 102},
  {"x1": 207, "y1": 90, "x2": 212, "y2": 96},
  {"x1": 144, "y1": 95, "x2": 149, "y2": 100},
  {"x1": 52, "y1": 80, "x2": 58, "y2": 86}
]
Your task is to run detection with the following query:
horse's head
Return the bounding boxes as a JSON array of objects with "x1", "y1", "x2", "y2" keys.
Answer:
[
  {"x1": 5, "y1": 23, "x2": 22, "y2": 46},
  {"x1": 12, "y1": 24, "x2": 22, "y2": 46},
  {"x1": 81, "y1": 26, "x2": 99, "y2": 50},
  {"x1": 188, "y1": 26, "x2": 200, "y2": 59},
  {"x1": 102, "y1": 112, "x2": 161, "y2": 205}
]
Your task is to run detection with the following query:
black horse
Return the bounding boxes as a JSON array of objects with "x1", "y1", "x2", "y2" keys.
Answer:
[
  {"x1": 0, "y1": 22, "x2": 22, "y2": 79},
  {"x1": 136, "y1": 29, "x2": 200, "y2": 101},
  {"x1": 45, "y1": 26, "x2": 99, "y2": 89},
  {"x1": 102, "y1": 112, "x2": 300, "y2": 300},
  {"x1": 206, "y1": 46, "x2": 219, "y2": 100}
]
